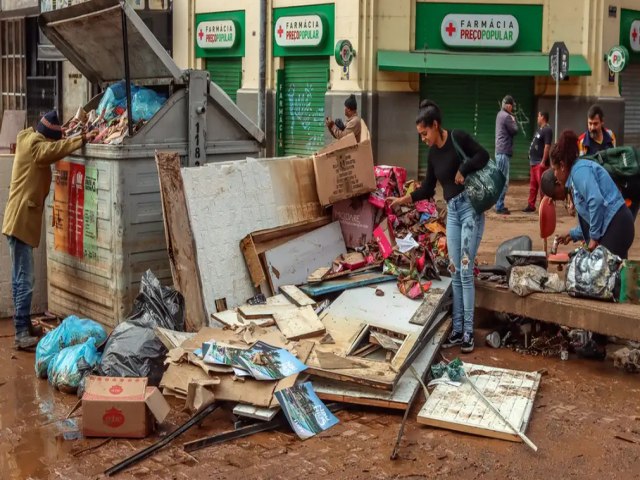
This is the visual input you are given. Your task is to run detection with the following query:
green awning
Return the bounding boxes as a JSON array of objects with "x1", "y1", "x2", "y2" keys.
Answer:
[{"x1": 377, "y1": 50, "x2": 592, "y2": 76}]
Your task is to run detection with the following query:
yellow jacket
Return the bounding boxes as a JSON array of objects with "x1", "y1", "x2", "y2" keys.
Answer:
[{"x1": 2, "y1": 128, "x2": 83, "y2": 248}]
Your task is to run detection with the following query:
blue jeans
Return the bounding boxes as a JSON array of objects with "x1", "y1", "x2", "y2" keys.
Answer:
[
  {"x1": 446, "y1": 192, "x2": 485, "y2": 335},
  {"x1": 495, "y1": 153, "x2": 511, "y2": 211},
  {"x1": 7, "y1": 236, "x2": 34, "y2": 335}
]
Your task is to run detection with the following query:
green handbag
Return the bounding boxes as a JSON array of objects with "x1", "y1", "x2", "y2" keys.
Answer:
[{"x1": 451, "y1": 130, "x2": 506, "y2": 214}]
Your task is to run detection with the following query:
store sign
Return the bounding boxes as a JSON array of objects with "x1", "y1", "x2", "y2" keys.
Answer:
[
  {"x1": 440, "y1": 14, "x2": 519, "y2": 48},
  {"x1": 607, "y1": 45, "x2": 628, "y2": 73},
  {"x1": 275, "y1": 14, "x2": 324, "y2": 47},
  {"x1": 630, "y1": 20, "x2": 640, "y2": 53},
  {"x1": 196, "y1": 20, "x2": 237, "y2": 50}
]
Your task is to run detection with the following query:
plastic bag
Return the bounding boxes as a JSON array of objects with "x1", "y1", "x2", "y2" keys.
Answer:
[
  {"x1": 509, "y1": 265, "x2": 565, "y2": 297},
  {"x1": 567, "y1": 246, "x2": 621, "y2": 301},
  {"x1": 96, "y1": 81, "x2": 130, "y2": 122},
  {"x1": 131, "y1": 88, "x2": 167, "y2": 122},
  {"x1": 47, "y1": 338, "x2": 101, "y2": 394},
  {"x1": 35, "y1": 315, "x2": 107, "y2": 378},
  {"x1": 98, "y1": 270, "x2": 185, "y2": 385}
]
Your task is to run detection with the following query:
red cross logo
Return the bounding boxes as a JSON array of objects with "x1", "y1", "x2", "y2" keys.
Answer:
[
  {"x1": 445, "y1": 22, "x2": 456, "y2": 37},
  {"x1": 198, "y1": 29, "x2": 203, "y2": 41},
  {"x1": 277, "y1": 25, "x2": 284, "y2": 38},
  {"x1": 633, "y1": 28, "x2": 638, "y2": 43}
]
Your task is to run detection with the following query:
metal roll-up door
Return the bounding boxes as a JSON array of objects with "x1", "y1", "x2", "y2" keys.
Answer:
[
  {"x1": 206, "y1": 58, "x2": 242, "y2": 103},
  {"x1": 419, "y1": 74, "x2": 534, "y2": 181},
  {"x1": 283, "y1": 57, "x2": 329, "y2": 156},
  {"x1": 621, "y1": 64, "x2": 640, "y2": 147}
]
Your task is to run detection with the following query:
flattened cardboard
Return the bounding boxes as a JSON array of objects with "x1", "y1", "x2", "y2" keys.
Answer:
[
  {"x1": 82, "y1": 376, "x2": 170, "y2": 438},
  {"x1": 332, "y1": 196, "x2": 375, "y2": 248},
  {"x1": 313, "y1": 134, "x2": 376, "y2": 206}
]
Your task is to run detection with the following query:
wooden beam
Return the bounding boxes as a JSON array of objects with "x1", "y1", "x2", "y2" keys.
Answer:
[{"x1": 475, "y1": 281, "x2": 640, "y2": 341}]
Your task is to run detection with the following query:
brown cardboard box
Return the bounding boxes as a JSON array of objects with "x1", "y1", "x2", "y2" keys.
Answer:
[
  {"x1": 82, "y1": 376, "x2": 170, "y2": 438},
  {"x1": 332, "y1": 196, "x2": 376, "y2": 248},
  {"x1": 313, "y1": 133, "x2": 376, "y2": 207}
]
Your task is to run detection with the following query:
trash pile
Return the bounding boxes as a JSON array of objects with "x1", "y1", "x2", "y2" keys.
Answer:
[{"x1": 64, "y1": 80, "x2": 167, "y2": 145}]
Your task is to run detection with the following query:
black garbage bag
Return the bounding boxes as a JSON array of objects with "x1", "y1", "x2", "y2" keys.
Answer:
[{"x1": 98, "y1": 270, "x2": 185, "y2": 385}]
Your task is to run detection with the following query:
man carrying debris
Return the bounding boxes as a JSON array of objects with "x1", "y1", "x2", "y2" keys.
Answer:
[
  {"x1": 3, "y1": 111, "x2": 94, "y2": 349},
  {"x1": 325, "y1": 94, "x2": 362, "y2": 142}
]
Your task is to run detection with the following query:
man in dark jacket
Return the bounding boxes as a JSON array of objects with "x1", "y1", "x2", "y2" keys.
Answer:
[{"x1": 494, "y1": 95, "x2": 519, "y2": 215}]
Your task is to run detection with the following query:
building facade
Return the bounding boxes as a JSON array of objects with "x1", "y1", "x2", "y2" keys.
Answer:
[{"x1": 174, "y1": 0, "x2": 640, "y2": 180}]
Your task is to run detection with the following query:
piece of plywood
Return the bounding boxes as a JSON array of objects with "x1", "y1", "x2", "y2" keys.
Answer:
[
  {"x1": 211, "y1": 310, "x2": 274, "y2": 328},
  {"x1": 280, "y1": 285, "x2": 316, "y2": 307},
  {"x1": 266, "y1": 294, "x2": 294, "y2": 306},
  {"x1": 409, "y1": 280, "x2": 452, "y2": 326},
  {"x1": 233, "y1": 404, "x2": 280, "y2": 422},
  {"x1": 263, "y1": 221, "x2": 347, "y2": 292},
  {"x1": 155, "y1": 327, "x2": 197, "y2": 350},
  {"x1": 156, "y1": 152, "x2": 207, "y2": 332},
  {"x1": 300, "y1": 272, "x2": 395, "y2": 297},
  {"x1": 273, "y1": 305, "x2": 326, "y2": 340},
  {"x1": 238, "y1": 304, "x2": 298, "y2": 319},
  {"x1": 314, "y1": 316, "x2": 450, "y2": 409},
  {"x1": 417, "y1": 363, "x2": 541, "y2": 443}
]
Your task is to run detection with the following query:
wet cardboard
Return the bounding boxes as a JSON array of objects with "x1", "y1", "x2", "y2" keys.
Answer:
[
  {"x1": 313, "y1": 133, "x2": 376, "y2": 207},
  {"x1": 332, "y1": 196, "x2": 375, "y2": 248},
  {"x1": 82, "y1": 376, "x2": 170, "y2": 438}
]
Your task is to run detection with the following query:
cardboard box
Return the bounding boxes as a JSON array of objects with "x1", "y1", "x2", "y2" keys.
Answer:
[
  {"x1": 82, "y1": 376, "x2": 170, "y2": 438},
  {"x1": 313, "y1": 133, "x2": 376, "y2": 207},
  {"x1": 332, "y1": 196, "x2": 375, "y2": 248}
]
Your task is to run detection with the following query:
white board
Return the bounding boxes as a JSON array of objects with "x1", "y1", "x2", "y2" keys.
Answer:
[
  {"x1": 417, "y1": 363, "x2": 541, "y2": 442},
  {"x1": 263, "y1": 221, "x2": 347, "y2": 292}
]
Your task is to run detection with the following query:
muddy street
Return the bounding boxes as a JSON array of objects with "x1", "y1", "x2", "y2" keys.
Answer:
[{"x1": 2, "y1": 182, "x2": 640, "y2": 480}]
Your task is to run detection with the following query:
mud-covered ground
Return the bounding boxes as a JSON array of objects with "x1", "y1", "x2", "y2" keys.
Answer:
[{"x1": 2, "y1": 183, "x2": 640, "y2": 480}]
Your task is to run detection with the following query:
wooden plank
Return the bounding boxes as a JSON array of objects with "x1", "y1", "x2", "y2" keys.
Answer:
[
  {"x1": 155, "y1": 327, "x2": 197, "y2": 350},
  {"x1": 263, "y1": 221, "x2": 347, "y2": 293},
  {"x1": 314, "y1": 316, "x2": 450, "y2": 409},
  {"x1": 240, "y1": 217, "x2": 332, "y2": 287},
  {"x1": 409, "y1": 279, "x2": 453, "y2": 326},
  {"x1": 280, "y1": 285, "x2": 316, "y2": 307},
  {"x1": 233, "y1": 404, "x2": 280, "y2": 422},
  {"x1": 369, "y1": 331, "x2": 400, "y2": 352},
  {"x1": 156, "y1": 152, "x2": 206, "y2": 332},
  {"x1": 300, "y1": 272, "x2": 396, "y2": 297},
  {"x1": 475, "y1": 280, "x2": 640, "y2": 341},
  {"x1": 211, "y1": 310, "x2": 274, "y2": 328},
  {"x1": 272, "y1": 305, "x2": 326, "y2": 340},
  {"x1": 266, "y1": 294, "x2": 294, "y2": 306},
  {"x1": 417, "y1": 363, "x2": 542, "y2": 442},
  {"x1": 237, "y1": 304, "x2": 298, "y2": 319}
]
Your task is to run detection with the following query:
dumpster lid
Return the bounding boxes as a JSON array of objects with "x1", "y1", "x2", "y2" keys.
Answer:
[{"x1": 38, "y1": 0, "x2": 183, "y2": 85}]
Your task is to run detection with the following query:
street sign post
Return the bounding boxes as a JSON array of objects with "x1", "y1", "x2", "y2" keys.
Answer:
[{"x1": 549, "y1": 41, "x2": 569, "y2": 141}]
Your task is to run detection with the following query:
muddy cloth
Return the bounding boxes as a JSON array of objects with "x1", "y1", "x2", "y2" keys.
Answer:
[
  {"x1": 509, "y1": 265, "x2": 565, "y2": 297},
  {"x1": 566, "y1": 246, "x2": 622, "y2": 301},
  {"x1": 98, "y1": 270, "x2": 185, "y2": 385}
]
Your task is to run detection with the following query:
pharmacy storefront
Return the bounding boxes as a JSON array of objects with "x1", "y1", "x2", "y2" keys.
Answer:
[
  {"x1": 274, "y1": 4, "x2": 334, "y2": 156},
  {"x1": 620, "y1": 8, "x2": 640, "y2": 146},
  {"x1": 378, "y1": 3, "x2": 591, "y2": 179},
  {"x1": 195, "y1": 11, "x2": 245, "y2": 103}
]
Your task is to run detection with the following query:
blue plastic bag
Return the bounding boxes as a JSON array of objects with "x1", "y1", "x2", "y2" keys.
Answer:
[
  {"x1": 35, "y1": 315, "x2": 107, "y2": 378},
  {"x1": 47, "y1": 338, "x2": 102, "y2": 394},
  {"x1": 131, "y1": 88, "x2": 167, "y2": 122},
  {"x1": 97, "y1": 80, "x2": 137, "y2": 122}
]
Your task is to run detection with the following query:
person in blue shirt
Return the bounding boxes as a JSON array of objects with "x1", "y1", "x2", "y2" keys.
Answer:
[{"x1": 541, "y1": 130, "x2": 635, "y2": 259}]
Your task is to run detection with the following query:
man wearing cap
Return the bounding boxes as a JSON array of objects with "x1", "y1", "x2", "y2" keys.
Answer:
[
  {"x1": 3, "y1": 111, "x2": 94, "y2": 349},
  {"x1": 325, "y1": 94, "x2": 362, "y2": 142},
  {"x1": 494, "y1": 95, "x2": 519, "y2": 215}
]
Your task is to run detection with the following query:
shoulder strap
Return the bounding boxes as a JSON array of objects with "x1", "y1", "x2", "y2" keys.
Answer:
[{"x1": 449, "y1": 129, "x2": 468, "y2": 163}]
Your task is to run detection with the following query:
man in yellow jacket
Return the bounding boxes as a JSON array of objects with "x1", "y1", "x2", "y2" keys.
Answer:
[{"x1": 3, "y1": 111, "x2": 93, "y2": 349}]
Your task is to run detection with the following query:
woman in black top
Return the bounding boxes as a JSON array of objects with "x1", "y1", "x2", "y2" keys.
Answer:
[{"x1": 389, "y1": 100, "x2": 489, "y2": 353}]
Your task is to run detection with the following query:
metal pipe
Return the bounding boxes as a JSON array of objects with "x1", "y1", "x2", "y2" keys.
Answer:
[
  {"x1": 258, "y1": 0, "x2": 267, "y2": 139},
  {"x1": 121, "y1": 7, "x2": 134, "y2": 138},
  {"x1": 554, "y1": 52, "x2": 559, "y2": 141}
]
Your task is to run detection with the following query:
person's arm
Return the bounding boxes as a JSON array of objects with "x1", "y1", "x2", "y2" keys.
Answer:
[
  {"x1": 331, "y1": 116, "x2": 359, "y2": 140},
  {"x1": 569, "y1": 225, "x2": 584, "y2": 242},
  {"x1": 32, "y1": 136, "x2": 84, "y2": 167},
  {"x1": 541, "y1": 127, "x2": 553, "y2": 166},
  {"x1": 573, "y1": 167, "x2": 607, "y2": 241},
  {"x1": 610, "y1": 129, "x2": 617, "y2": 147},
  {"x1": 505, "y1": 113, "x2": 519, "y2": 136},
  {"x1": 455, "y1": 130, "x2": 490, "y2": 177},
  {"x1": 410, "y1": 153, "x2": 437, "y2": 202}
]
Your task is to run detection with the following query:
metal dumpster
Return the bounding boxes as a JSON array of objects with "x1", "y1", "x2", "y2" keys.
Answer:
[{"x1": 39, "y1": 0, "x2": 264, "y2": 328}]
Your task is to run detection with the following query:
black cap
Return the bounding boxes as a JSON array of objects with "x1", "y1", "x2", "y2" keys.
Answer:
[{"x1": 344, "y1": 94, "x2": 357, "y2": 111}]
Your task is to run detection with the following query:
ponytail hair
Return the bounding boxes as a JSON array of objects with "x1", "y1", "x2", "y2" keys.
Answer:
[
  {"x1": 550, "y1": 130, "x2": 579, "y2": 170},
  {"x1": 416, "y1": 99, "x2": 443, "y2": 132}
]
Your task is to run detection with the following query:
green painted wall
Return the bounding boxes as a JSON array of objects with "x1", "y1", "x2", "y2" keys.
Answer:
[
  {"x1": 272, "y1": 3, "x2": 334, "y2": 57},
  {"x1": 195, "y1": 11, "x2": 245, "y2": 58},
  {"x1": 620, "y1": 8, "x2": 640, "y2": 64}
]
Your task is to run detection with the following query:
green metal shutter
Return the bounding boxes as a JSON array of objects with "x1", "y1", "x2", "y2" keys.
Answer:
[
  {"x1": 419, "y1": 75, "x2": 534, "y2": 180},
  {"x1": 206, "y1": 58, "x2": 242, "y2": 103},
  {"x1": 283, "y1": 57, "x2": 329, "y2": 156}
]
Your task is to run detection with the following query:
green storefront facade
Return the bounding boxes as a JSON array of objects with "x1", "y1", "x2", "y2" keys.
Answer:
[
  {"x1": 620, "y1": 8, "x2": 640, "y2": 147},
  {"x1": 195, "y1": 10, "x2": 246, "y2": 103},
  {"x1": 273, "y1": 4, "x2": 334, "y2": 156}
]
